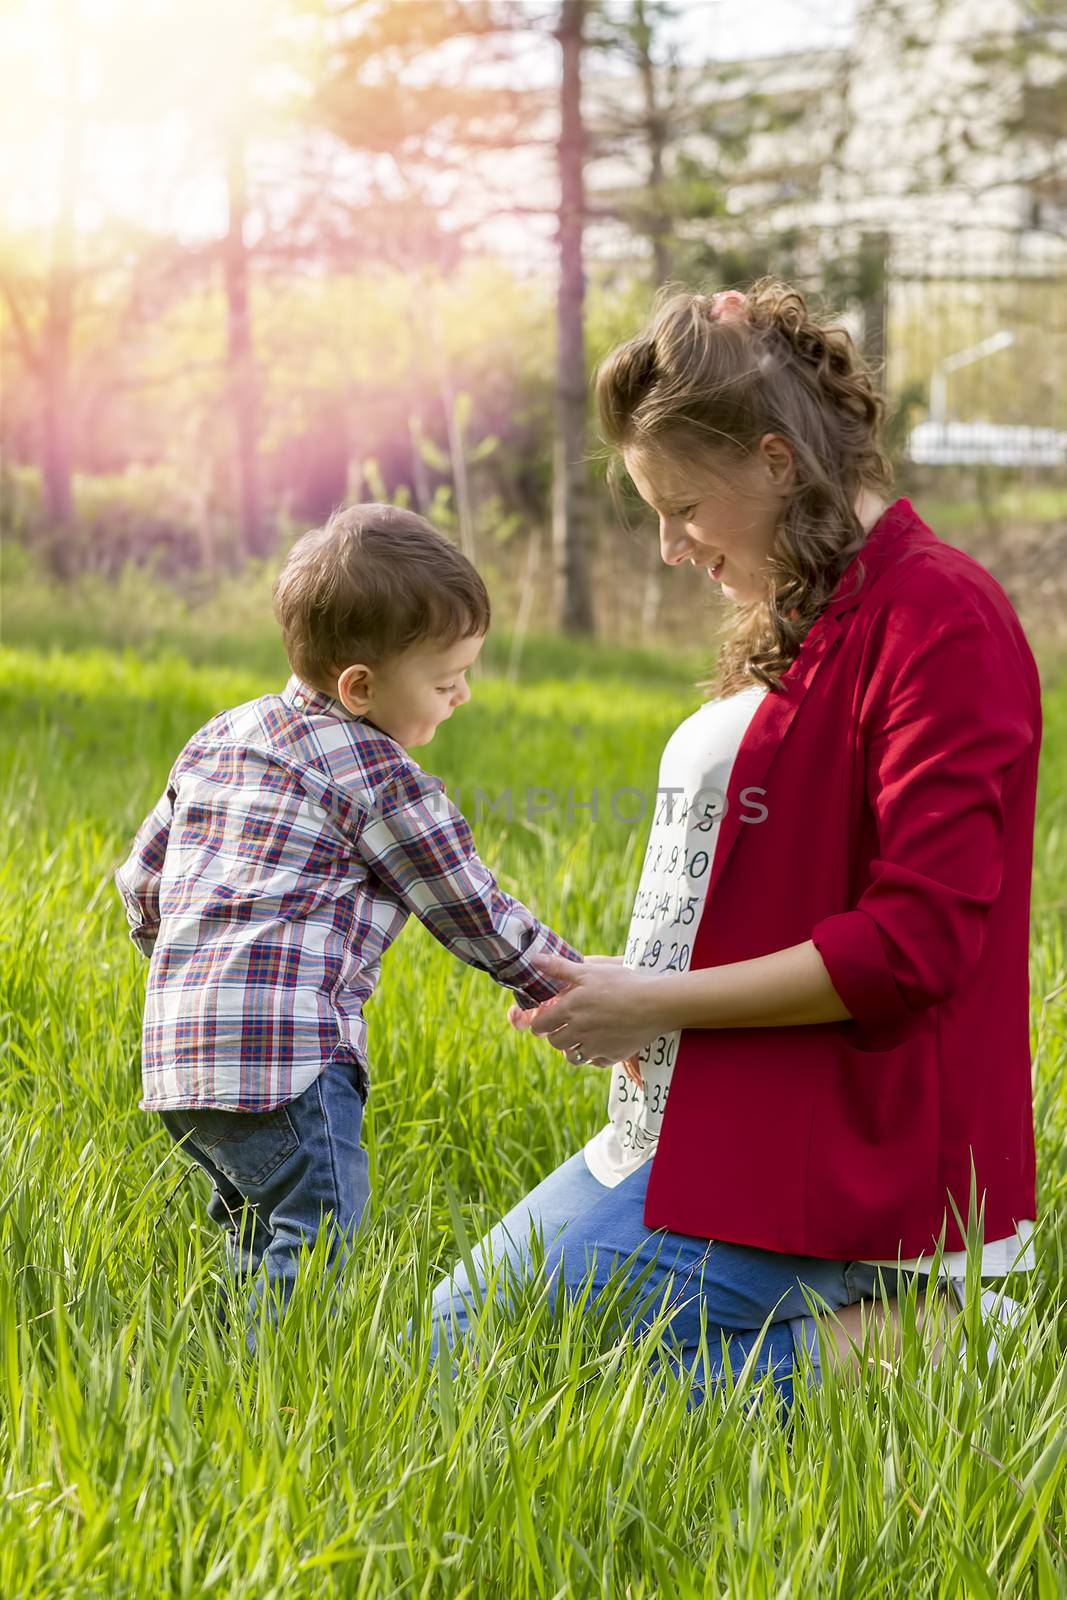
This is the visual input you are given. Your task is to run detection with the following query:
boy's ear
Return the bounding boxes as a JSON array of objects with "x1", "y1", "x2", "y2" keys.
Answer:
[{"x1": 336, "y1": 663, "x2": 374, "y2": 715}]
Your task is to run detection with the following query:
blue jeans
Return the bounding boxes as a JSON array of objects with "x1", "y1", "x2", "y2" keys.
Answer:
[
  {"x1": 159, "y1": 1053, "x2": 370, "y2": 1350},
  {"x1": 421, "y1": 1152, "x2": 923, "y2": 1410}
]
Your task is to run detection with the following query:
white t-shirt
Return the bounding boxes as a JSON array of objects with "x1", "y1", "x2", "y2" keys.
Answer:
[
  {"x1": 583, "y1": 685, "x2": 768, "y2": 1185},
  {"x1": 582, "y1": 686, "x2": 1036, "y2": 1282}
]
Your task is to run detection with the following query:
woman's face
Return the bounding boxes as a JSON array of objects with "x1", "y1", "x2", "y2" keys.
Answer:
[{"x1": 624, "y1": 436, "x2": 794, "y2": 605}]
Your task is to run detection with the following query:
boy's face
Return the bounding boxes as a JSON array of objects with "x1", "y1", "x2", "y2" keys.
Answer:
[{"x1": 334, "y1": 633, "x2": 485, "y2": 748}]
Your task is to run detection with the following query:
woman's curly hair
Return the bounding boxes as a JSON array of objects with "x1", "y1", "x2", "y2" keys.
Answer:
[{"x1": 595, "y1": 276, "x2": 892, "y2": 697}]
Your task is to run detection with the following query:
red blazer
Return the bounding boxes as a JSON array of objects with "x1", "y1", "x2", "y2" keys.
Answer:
[{"x1": 644, "y1": 497, "x2": 1042, "y2": 1260}]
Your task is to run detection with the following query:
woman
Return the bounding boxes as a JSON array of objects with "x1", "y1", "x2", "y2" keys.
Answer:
[{"x1": 425, "y1": 279, "x2": 1040, "y2": 1408}]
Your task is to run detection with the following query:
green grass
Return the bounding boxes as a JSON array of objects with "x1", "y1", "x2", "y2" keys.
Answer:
[{"x1": 2, "y1": 600, "x2": 1067, "y2": 1594}]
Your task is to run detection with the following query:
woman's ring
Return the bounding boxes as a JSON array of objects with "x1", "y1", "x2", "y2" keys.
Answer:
[{"x1": 569, "y1": 1044, "x2": 586, "y2": 1063}]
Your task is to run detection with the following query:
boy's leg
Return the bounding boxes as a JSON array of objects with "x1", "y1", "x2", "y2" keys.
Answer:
[
  {"x1": 250, "y1": 1055, "x2": 370, "y2": 1336},
  {"x1": 159, "y1": 1054, "x2": 370, "y2": 1347},
  {"x1": 204, "y1": 1177, "x2": 272, "y2": 1280},
  {"x1": 158, "y1": 1119, "x2": 274, "y2": 1327}
]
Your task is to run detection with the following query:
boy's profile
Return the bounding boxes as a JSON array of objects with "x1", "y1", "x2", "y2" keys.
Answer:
[{"x1": 115, "y1": 503, "x2": 580, "y2": 1347}]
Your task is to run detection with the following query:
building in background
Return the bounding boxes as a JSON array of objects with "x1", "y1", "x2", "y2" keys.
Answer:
[{"x1": 582, "y1": 0, "x2": 1067, "y2": 462}]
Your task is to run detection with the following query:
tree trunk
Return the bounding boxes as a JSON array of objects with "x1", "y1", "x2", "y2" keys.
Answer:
[
  {"x1": 42, "y1": 5, "x2": 79, "y2": 572},
  {"x1": 425, "y1": 286, "x2": 477, "y2": 565},
  {"x1": 554, "y1": 0, "x2": 595, "y2": 636},
  {"x1": 407, "y1": 412, "x2": 433, "y2": 514},
  {"x1": 858, "y1": 230, "x2": 889, "y2": 392},
  {"x1": 507, "y1": 528, "x2": 542, "y2": 684},
  {"x1": 223, "y1": 131, "x2": 267, "y2": 558},
  {"x1": 43, "y1": 218, "x2": 75, "y2": 537},
  {"x1": 634, "y1": 0, "x2": 672, "y2": 287}
]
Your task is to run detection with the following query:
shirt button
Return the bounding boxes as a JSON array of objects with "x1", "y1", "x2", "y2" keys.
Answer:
[{"x1": 293, "y1": 693, "x2": 306, "y2": 708}]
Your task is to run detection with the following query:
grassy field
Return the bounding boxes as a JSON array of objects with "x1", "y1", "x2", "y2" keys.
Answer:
[{"x1": 2, "y1": 589, "x2": 1067, "y2": 1596}]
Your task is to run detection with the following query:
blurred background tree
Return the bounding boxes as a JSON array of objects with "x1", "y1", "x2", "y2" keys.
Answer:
[{"x1": 1, "y1": 0, "x2": 1065, "y2": 645}]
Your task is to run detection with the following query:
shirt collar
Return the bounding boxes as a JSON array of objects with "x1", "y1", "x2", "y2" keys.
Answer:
[{"x1": 280, "y1": 673, "x2": 363, "y2": 722}]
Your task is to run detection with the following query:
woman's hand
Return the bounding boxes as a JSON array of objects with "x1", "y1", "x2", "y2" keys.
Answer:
[{"x1": 508, "y1": 953, "x2": 664, "y2": 1077}]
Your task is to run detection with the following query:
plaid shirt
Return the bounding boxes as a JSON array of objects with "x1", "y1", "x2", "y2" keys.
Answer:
[{"x1": 115, "y1": 674, "x2": 580, "y2": 1111}]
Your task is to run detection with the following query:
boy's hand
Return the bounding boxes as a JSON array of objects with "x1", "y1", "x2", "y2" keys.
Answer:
[
  {"x1": 509, "y1": 995, "x2": 644, "y2": 1088},
  {"x1": 506, "y1": 953, "x2": 621, "y2": 1034},
  {"x1": 507, "y1": 954, "x2": 644, "y2": 1087},
  {"x1": 508, "y1": 953, "x2": 659, "y2": 1080}
]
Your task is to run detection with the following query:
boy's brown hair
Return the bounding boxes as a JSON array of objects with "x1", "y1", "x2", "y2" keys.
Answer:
[{"x1": 273, "y1": 503, "x2": 491, "y2": 687}]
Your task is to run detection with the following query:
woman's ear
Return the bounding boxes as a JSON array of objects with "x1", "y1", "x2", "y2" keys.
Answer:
[
  {"x1": 758, "y1": 432, "x2": 796, "y2": 494},
  {"x1": 336, "y1": 663, "x2": 374, "y2": 715}
]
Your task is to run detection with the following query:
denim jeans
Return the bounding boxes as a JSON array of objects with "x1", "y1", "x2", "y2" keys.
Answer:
[
  {"x1": 419, "y1": 1151, "x2": 927, "y2": 1410},
  {"x1": 159, "y1": 1052, "x2": 370, "y2": 1350}
]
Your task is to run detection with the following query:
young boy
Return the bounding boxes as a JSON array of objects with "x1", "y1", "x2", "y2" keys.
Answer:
[{"x1": 115, "y1": 502, "x2": 581, "y2": 1346}]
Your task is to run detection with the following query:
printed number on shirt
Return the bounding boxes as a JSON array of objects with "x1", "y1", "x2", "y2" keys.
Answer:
[
  {"x1": 692, "y1": 800, "x2": 724, "y2": 834},
  {"x1": 630, "y1": 890, "x2": 699, "y2": 928},
  {"x1": 648, "y1": 1080, "x2": 670, "y2": 1114},
  {"x1": 636, "y1": 1035, "x2": 677, "y2": 1070},
  {"x1": 621, "y1": 1106, "x2": 663, "y2": 1152},
  {"x1": 639, "y1": 840, "x2": 712, "y2": 879},
  {"x1": 651, "y1": 791, "x2": 724, "y2": 833},
  {"x1": 654, "y1": 792, "x2": 685, "y2": 826},
  {"x1": 633, "y1": 887, "x2": 677, "y2": 919},
  {"x1": 638, "y1": 939, "x2": 690, "y2": 972},
  {"x1": 644, "y1": 842, "x2": 681, "y2": 876},
  {"x1": 622, "y1": 1119, "x2": 649, "y2": 1153}
]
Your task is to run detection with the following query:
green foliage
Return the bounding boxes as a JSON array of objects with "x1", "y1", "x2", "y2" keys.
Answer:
[
  {"x1": 1, "y1": 462, "x2": 240, "y2": 579},
  {"x1": 0, "y1": 609, "x2": 1065, "y2": 1593},
  {"x1": 666, "y1": 151, "x2": 730, "y2": 221},
  {"x1": 252, "y1": 260, "x2": 555, "y2": 511},
  {"x1": 0, "y1": 463, "x2": 43, "y2": 540}
]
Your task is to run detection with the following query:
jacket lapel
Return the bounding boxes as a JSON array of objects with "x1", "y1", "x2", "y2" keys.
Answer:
[
  {"x1": 702, "y1": 498, "x2": 918, "y2": 907},
  {"x1": 703, "y1": 613, "x2": 843, "y2": 906}
]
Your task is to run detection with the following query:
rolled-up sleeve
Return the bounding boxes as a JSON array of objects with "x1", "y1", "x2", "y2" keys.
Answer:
[
  {"x1": 812, "y1": 591, "x2": 1037, "y2": 1043},
  {"x1": 357, "y1": 763, "x2": 581, "y2": 1008}
]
